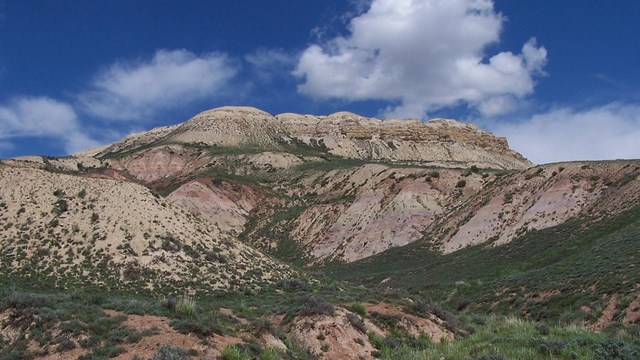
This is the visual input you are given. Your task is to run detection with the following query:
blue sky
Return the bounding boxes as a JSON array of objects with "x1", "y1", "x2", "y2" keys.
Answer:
[{"x1": 0, "y1": 0, "x2": 639, "y2": 164}]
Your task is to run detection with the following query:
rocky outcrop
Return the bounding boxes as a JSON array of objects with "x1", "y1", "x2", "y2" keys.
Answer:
[
  {"x1": 166, "y1": 178, "x2": 262, "y2": 236},
  {"x1": 95, "y1": 106, "x2": 531, "y2": 170},
  {"x1": 278, "y1": 111, "x2": 531, "y2": 170},
  {"x1": 167, "y1": 107, "x2": 287, "y2": 148},
  {"x1": 435, "y1": 161, "x2": 640, "y2": 253},
  {"x1": 87, "y1": 124, "x2": 180, "y2": 156}
]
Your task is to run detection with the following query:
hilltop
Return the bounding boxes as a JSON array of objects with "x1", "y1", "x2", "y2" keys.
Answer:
[{"x1": 87, "y1": 106, "x2": 531, "y2": 170}]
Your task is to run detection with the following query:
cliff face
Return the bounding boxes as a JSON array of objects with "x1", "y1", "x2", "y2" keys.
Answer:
[{"x1": 278, "y1": 111, "x2": 531, "y2": 170}]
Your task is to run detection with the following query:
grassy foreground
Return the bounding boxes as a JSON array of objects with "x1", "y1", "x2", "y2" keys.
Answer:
[
  {"x1": 1, "y1": 284, "x2": 639, "y2": 360},
  {"x1": 378, "y1": 316, "x2": 639, "y2": 360}
]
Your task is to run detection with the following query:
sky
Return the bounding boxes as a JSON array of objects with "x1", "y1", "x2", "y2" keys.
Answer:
[{"x1": 0, "y1": 0, "x2": 639, "y2": 164}]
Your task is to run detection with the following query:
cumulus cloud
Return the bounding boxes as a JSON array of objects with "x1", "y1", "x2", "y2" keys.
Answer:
[
  {"x1": 79, "y1": 49, "x2": 237, "y2": 121},
  {"x1": 487, "y1": 103, "x2": 640, "y2": 164},
  {"x1": 294, "y1": 0, "x2": 547, "y2": 118},
  {"x1": 0, "y1": 97, "x2": 101, "y2": 154}
]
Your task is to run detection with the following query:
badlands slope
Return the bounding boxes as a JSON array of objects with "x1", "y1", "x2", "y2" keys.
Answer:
[
  {"x1": 0, "y1": 165, "x2": 293, "y2": 293},
  {"x1": 4, "y1": 106, "x2": 640, "y2": 268}
]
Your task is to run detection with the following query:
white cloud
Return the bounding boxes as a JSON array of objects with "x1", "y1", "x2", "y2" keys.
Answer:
[
  {"x1": 79, "y1": 49, "x2": 237, "y2": 121},
  {"x1": 0, "y1": 97, "x2": 77, "y2": 137},
  {"x1": 294, "y1": 0, "x2": 547, "y2": 118},
  {"x1": 487, "y1": 103, "x2": 640, "y2": 164},
  {"x1": 0, "y1": 97, "x2": 101, "y2": 154}
]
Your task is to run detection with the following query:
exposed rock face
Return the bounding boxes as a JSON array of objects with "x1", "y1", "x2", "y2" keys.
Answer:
[
  {"x1": 435, "y1": 161, "x2": 640, "y2": 253},
  {"x1": 4, "y1": 106, "x2": 638, "y2": 268},
  {"x1": 243, "y1": 160, "x2": 640, "y2": 263},
  {"x1": 167, "y1": 106, "x2": 287, "y2": 148},
  {"x1": 112, "y1": 145, "x2": 208, "y2": 183},
  {"x1": 278, "y1": 111, "x2": 531, "y2": 170},
  {"x1": 166, "y1": 179, "x2": 262, "y2": 236},
  {"x1": 95, "y1": 106, "x2": 531, "y2": 170},
  {"x1": 283, "y1": 304, "x2": 453, "y2": 359},
  {"x1": 286, "y1": 307, "x2": 381, "y2": 360},
  {"x1": 285, "y1": 165, "x2": 481, "y2": 263},
  {"x1": 85, "y1": 124, "x2": 180, "y2": 156}
]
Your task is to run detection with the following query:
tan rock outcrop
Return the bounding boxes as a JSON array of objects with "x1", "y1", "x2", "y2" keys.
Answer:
[{"x1": 94, "y1": 106, "x2": 531, "y2": 170}]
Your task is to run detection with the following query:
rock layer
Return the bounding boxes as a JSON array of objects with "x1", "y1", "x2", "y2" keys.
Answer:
[{"x1": 93, "y1": 106, "x2": 531, "y2": 170}]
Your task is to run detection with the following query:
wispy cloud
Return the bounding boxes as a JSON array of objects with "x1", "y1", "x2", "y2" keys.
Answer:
[
  {"x1": 0, "y1": 97, "x2": 101, "y2": 154},
  {"x1": 245, "y1": 48, "x2": 297, "y2": 83},
  {"x1": 78, "y1": 49, "x2": 238, "y2": 121},
  {"x1": 486, "y1": 103, "x2": 640, "y2": 164},
  {"x1": 294, "y1": 0, "x2": 547, "y2": 118}
]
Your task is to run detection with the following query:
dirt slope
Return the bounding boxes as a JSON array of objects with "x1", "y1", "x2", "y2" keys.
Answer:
[{"x1": 0, "y1": 165, "x2": 293, "y2": 293}]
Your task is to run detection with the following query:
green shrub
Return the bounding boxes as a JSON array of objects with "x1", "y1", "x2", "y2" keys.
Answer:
[
  {"x1": 408, "y1": 299, "x2": 456, "y2": 331},
  {"x1": 78, "y1": 336, "x2": 99, "y2": 349},
  {"x1": 347, "y1": 312, "x2": 367, "y2": 333},
  {"x1": 299, "y1": 296, "x2": 334, "y2": 316},
  {"x1": 55, "y1": 337, "x2": 76, "y2": 352},
  {"x1": 275, "y1": 278, "x2": 310, "y2": 292},
  {"x1": 60, "y1": 320, "x2": 87, "y2": 336},
  {"x1": 175, "y1": 295, "x2": 197, "y2": 317},
  {"x1": 530, "y1": 338, "x2": 566, "y2": 355},
  {"x1": 79, "y1": 345, "x2": 126, "y2": 359},
  {"x1": 4, "y1": 290, "x2": 51, "y2": 310},
  {"x1": 594, "y1": 339, "x2": 640, "y2": 360},
  {"x1": 170, "y1": 317, "x2": 225, "y2": 337},
  {"x1": 221, "y1": 345, "x2": 248, "y2": 360},
  {"x1": 472, "y1": 354, "x2": 508, "y2": 360},
  {"x1": 165, "y1": 297, "x2": 177, "y2": 311},
  {"x1": 350, "y1": 302, "x2": 366, "y2": 316},
  {"x1": 52, "y1": 198, "x2": 68, "y2": 216},
  {"x1": 251, "y1": 319, "x2": 284, "y2": 340},
  {"x1": 259, "y1": 347, "x2": 281, "y2": 360},
  {"x1": 150, "y1": 345, "x2": 190, "y2": 360},
  {"x1": 205, "y1": 251, "x2": 228, "y2": 264},
  {"x1": 534, "y1": 323, "x2": 550, "y2": 336},
  {"x1": 370, "y1": 311, "x2": 401, "y2": 329}
]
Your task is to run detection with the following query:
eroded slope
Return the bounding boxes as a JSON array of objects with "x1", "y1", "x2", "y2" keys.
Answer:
[{"x1": 0, "y1": 165, "x2": 293, "y2": 293}]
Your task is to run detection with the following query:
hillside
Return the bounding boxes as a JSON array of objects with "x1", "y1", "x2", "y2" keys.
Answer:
[
  {"x1": 1, "y1": 106, "x2": 639, "y2": 359},
  {"x1": 0, "y1": 165, "x2": 293, "y2": 294},
  {"x1": 4, "y1": 107, "x2": 639, "y2": 266}
]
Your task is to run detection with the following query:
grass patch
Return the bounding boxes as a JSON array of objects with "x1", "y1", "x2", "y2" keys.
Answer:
[{"x1": 376, "y1": 316, "x2": 639, "y2": 359}]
